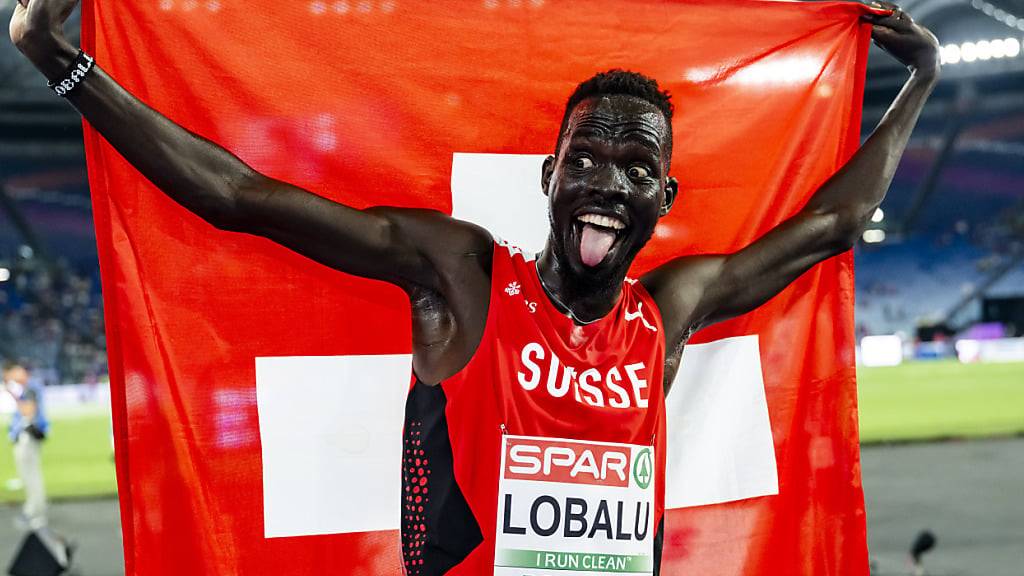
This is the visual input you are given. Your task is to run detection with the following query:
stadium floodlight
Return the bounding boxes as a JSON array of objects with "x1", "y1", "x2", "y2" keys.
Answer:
[
  {"x1": 862, "y1": 229, "x2": 885, "y2": 243},
  {"x1": 1007, "y1": 37, "x2": 1022, "y2": 57},
  {"x1": 961, "y1": 42, "x2": 978, "y2": 62},
  {"x1": 977, "y1": 40, "x2": 993, "y2": 60},
  {"x1": 992, "y1": 39, "x2": 1007, "y2": 58},
  {"x1": 942, "y1": 44, "x2": 961, "y2": 64},
  {"x1": 0, "y1": 268, "x2": 9, "y2": 283},
  {"x1": 871, "y1": 208, "x2": 884, "y2": 223},
  {"x1": 941, "y1": 37, "x2": 1024, "y2": 65},
  {"x1": 971, "y1": 0, "x2": 1024, "y2": 30}
]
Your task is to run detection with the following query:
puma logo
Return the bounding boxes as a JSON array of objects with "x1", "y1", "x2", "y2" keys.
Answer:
[{"x1": 625, "y1": 302, "x2": 657, "y2": 333}]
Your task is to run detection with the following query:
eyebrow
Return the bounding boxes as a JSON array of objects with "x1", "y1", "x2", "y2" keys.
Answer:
[
  {"x1": 620, "y1": 131, "x2": 662, "y2": 155},
  {"x1": 570, "y1": 130, "x2": 662, "y2": 156}
]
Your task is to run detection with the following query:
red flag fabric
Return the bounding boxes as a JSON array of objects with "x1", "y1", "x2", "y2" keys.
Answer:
[{"x1": 80, "y1": 0, "x2": 878, "y2": 574}]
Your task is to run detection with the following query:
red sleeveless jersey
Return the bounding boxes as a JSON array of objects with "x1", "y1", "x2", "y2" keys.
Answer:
[{"x1": 401, "y1": 241, "x2": 667, "y2": 576}]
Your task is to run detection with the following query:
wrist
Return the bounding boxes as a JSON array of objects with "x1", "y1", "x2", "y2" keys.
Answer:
[
  {"x1": 909, "y1": 52, "x2": 941, "y2": 81},
  {"x1": 21, "y1": 34, "x2": 78, "y2": 83},
  {"x1": 910, "y1": 62, "x2": 941, "y2": 85}
]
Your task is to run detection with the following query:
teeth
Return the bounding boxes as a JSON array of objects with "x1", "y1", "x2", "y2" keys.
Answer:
[{"x1": 577, "y1": 213, "x2": 625, "y2": 230}]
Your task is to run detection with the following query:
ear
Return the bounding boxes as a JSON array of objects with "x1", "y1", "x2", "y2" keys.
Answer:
[
  {"x1": 659, "y1": 176, "x2": 678, "y2": 217},
  {"x1": 541, "y1": 155, "x2": 555, "y2": 196}
]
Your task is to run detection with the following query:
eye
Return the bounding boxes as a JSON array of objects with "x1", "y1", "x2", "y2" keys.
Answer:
[
  {"x1": 572, "y1": 156, "x2": 595, "y2": 170},
  {"x1": 628, "y1": 165, "x2": 651, "y2": 179}
]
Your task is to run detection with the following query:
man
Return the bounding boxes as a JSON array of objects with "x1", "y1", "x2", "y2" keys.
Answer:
[
  {"x1": 2, "y1": 360, "x2": 50, "y2": 531},
  {"x1": 2, "y1": 362, "x2": 73, "y2": 572},
  {"x1": 10, "y1": 1, "x2": 939, "y2": 573}
]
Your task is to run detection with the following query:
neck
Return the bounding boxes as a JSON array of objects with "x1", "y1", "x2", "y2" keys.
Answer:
[{"x1": 536, "y1": 244, "x2": 625, "y2": 325}]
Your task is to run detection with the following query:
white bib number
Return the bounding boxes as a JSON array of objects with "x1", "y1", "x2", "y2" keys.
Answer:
[{"x1": 494, "y1": 435, "x2": 656, "y2": 575}]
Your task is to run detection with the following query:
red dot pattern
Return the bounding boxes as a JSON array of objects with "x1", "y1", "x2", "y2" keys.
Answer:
[{"x1": 402, "y1": 420, "x2": 432, "y2": 575}]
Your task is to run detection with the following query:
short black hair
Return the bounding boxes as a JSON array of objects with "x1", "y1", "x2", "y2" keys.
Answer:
[
  {"x1": 558, "y1": 69, "x2": 674, "y2": 155},
  {"x1": 2, "y1": 359, "x2": 24, "y2": 373}
]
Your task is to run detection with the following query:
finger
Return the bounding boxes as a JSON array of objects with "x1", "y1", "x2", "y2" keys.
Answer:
[
  {"x1": 865, "y1": 12, "x2": 914, "y2": 32},
  {"x1": 862, "y1": 11, "x2": 897, "y2": 23},
  {"x1": 870, "y1": 23, "x2": 901, "y2": 37},
  {"x1": 869, "y1": 24, "x2": 899, "y2": 43},
  {"x1": 860, "y1": 0, "x2": 896, "y2": 17},
  {"x1": 864, "y1": 14, "x2": 899, "y2": 27},
  {"x1": 894, "y1": 9, "x2": 915, "y2": 24}
]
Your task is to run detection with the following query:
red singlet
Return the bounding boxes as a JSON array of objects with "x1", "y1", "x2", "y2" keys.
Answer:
[{"x1": 401, "y1": 241, "x2": 667, "y2": 576}]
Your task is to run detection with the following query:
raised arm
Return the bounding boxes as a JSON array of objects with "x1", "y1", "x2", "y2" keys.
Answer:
[
  {"x1": 644, "y1": 6, "x2": 939, "y2": 334},
  {"x1": 9, "y1": 0, "x2": 488, "y2": 290}
]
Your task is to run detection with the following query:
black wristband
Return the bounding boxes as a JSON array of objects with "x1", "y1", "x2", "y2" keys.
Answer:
[{"x1": 47, "y1": 49, "x2": 95, "y2": 98}]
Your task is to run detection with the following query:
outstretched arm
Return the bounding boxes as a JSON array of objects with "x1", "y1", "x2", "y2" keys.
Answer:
[
  {"x1": 644, "y1": 6, "x2": 939, "y2": 333},
  {"x1": 9, "y1": 0, "x2": 488, "y2": 290}
]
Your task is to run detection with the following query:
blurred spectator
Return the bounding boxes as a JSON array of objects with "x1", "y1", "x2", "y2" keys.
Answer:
[{"x1": 2, "y1": 360, "x2": 49, "y2": 530}]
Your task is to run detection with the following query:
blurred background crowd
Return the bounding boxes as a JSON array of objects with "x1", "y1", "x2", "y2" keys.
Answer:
[{"x1": 0, "y1": 256, "x2": 107, "y2": 387}]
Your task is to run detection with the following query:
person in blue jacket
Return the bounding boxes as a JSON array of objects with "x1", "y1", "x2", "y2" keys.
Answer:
[{"x1": 3, "y1": 360, "x2": 50, "y2": 530}]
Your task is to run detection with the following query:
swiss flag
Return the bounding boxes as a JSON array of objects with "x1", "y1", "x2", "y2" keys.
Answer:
[{"x1": 81, "y1": 0, "x2": 875, "y2": 574}]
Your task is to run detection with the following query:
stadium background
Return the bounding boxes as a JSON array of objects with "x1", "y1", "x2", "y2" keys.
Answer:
[{"x1": 0, "y1": 0, "x2": 1021, "y2": 574}]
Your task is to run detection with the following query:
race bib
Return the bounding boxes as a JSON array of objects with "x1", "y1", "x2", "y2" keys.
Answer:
[{"x1": 494, "y1": 435, "x2": 655, "y2": 575}]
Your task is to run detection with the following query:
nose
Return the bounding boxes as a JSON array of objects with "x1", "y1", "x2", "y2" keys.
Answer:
[{"x1": 588, "y1": 164, "x2": 630, "y2": 204}]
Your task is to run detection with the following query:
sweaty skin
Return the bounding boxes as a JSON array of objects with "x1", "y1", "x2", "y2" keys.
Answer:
[
  {"x1": 537, "y1": 96, "x2": 675, "y2": 324},
  {"x1": 10, "y1": 0, "x2": 939, "y2": 392}
]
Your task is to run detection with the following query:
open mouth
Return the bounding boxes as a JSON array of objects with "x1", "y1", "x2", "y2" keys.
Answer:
[{"x1": 575, "y1": 212, "x2": 627, "y2": 267}]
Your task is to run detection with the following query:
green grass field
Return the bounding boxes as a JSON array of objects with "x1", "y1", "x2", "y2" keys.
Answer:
[
  {"x1": 0, "y1": 410, "x2": 117, "y2": 504},
  {"x1": 858, "y1": 360, "x2": 1024, "y2": 443},
  {"x1": 0, "y1": 360, "x2": 1019, "y2": 502}
]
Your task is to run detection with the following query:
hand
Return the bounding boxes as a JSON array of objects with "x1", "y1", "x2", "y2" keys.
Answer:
[
  {"x1": 9, "y1": 0, "x2": 79, "y2": 61},
  {"x1": 863, "y1": 3, "x2": 941, "y2": 76}
]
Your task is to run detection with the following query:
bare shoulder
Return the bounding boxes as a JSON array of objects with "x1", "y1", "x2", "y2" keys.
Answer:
[
  {"x1": 372, "y1": 208, "x2": 495, "y2": 385},
  {"x1": 371, "y1": 206, "x2": 494, "y2": 321},
  {"x1": 366, "y1": 206, "x2": 494, "y2": 264},
  {"x1": 640, "y1": 254, "x2": 725, "y2": 309},
  {"x1": 640, "y1": 254, "x2": 727, "y2": 345}
]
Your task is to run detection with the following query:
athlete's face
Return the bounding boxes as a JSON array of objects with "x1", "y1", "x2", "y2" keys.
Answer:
[
  {"x1": 542, "y1": 95, "x2": 677, "y2": 283},
  {"x1": 3, "y1": 365, "x2": 28, "y2": 386}
]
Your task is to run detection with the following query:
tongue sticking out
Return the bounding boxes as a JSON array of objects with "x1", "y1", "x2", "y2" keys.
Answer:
[{"x1": 579, "y1": 224, "x2": 616, "y2": 267}]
